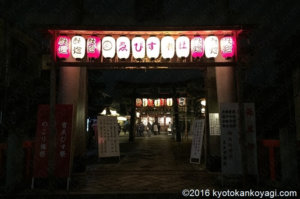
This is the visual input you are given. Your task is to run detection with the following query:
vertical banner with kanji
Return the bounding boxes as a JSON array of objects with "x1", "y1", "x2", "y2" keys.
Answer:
[
  {"x1": 54, "y1": 104, "x2": 73, "y2": 178},
  {"x1": 33, "y1": 104, "x2": 73, "y2": 178},
  {"x1": 190, "y1": 119, "x2": 205, "y2": 164},
  {"x1": 97, "y1": 116, "x2": 120, "y2": 158},
  {"x1": 209, "y1": 113, "x2": 221, "y2": 136},
  {"x1": 244, "y1": 103, "x2": 258, "y2": 175},
  {"x1": 33, "y1": 105, "x2": 50, "y2": 177},
  {"x1": 220, "y1": 103, "x2": 242, "y2": 175}
]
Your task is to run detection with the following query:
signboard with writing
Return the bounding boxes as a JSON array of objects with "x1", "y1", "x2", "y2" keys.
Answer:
[
  {"x1": 33, "y1": 104, "x2": 73, "y2": 178},
  {"x1": 209, "y1": 113, "x2": 221, "y2": 136},
  {"x1": 54, "y1": 104, "x2": 73, "y2": 178},
  {"x1": 220, "y1": 103, "x2": 242, "y2": 175},
  {"x1": 190, "y1": 119, "x2": 205, "y2": 164},
  {"x1": 97, "y1": 116, "x2": 120, "y2": 158},
  {"x1": 244, "y1": 103, "x2": 258, "y2": 175},
  {"x1": 33, "y1": 105, "x2": 50, "y2": 177}
]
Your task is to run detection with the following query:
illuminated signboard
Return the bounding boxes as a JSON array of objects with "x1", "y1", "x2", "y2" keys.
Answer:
[
  {"x1": 191, "y1": 36, "x2": 204, "y2": 58},
  {"x1": 56, "y1": 36, "x2": 70, "y2": 58},
  {"x1": 161, "y1": 36, "x2": 175, "y2": 59},
  {"x1": 205, "y1": 36, "x2": 219, "y2": 58},
  {"x1": 117, "y1": 36, "x2": 130, "y2": 59},
  {"x1": 53, "y1": 29, "x2": 239, "y2": 67},
  {"x1": 72, "y1": 36, "x2": 86, "y2": 59},
  {"x1": 220, "y1": 36, "x2": 235, "y2": 58},
  {"x1": 146, "y1": 36, "x2": 160, "y2": 59},
  {"x1": 87, "y1": 36, "x2": 101, "y2": 58},
  {"x1": 102, "y1": 36, "x2": 115, "y2": 58},
  {"x1": 132, "y1": 37, "x2": 145, "y2": 59},
  {"x1": 176, "y1": 36, "x2": 190, "y2": 58}
]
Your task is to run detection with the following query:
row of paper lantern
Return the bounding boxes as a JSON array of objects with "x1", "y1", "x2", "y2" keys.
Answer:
[
  {"x1": 56, "y1": 35, "x2": 235, "y2": 60},
  {"x1": 136, "y1": 98, "x2": 186, "y2": 107}
]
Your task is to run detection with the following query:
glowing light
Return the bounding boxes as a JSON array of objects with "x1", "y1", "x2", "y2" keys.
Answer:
[
  {"x1": 87, "y1": 36, "x2": 101, "y2": 58},
  {"x1": 142, "y1": 98, "x2": 148, "y2": 107},
  {"x1": 132, "y1": 37, "x2": 145, "y2": 59},
  {"x1": 136, "y1": 112, "x2": 140, "y2": 118},
  {"x1": 146, "y1": 36, "x2": 160, "y2": 59},
  {"x1": 204, "y1": 36, "x2": 219, "y2": 58},
  {"x1": 154, "y1": 99, "x2": 160, "y2": 107},
  {"x1": 117, "y1": 116, "x2": 127, "y2": 121},
  {"x1": 191, "y1": 36, "x2": 204, "y2": 58},
  {"x1": 201, "y1": 99, "x2": 206, "y2": 106},
  {"x1": 148, "y1": 99, "x2": 154, "y2": 107},
  {"x1": 136, "y1": 98, "x2": 142, "y2": 107},
  {"x1": 71, "y1": 36, "x2": 86, "y2": 59},
  {"x1": 167, "y1": 98, "x2": 173, "y2": 106},
  {"x1": 161, "y1": 36, "x2": 175, "y2": 59},
  {"x1": 176, "y1": 36, "x2": 190, "y2": 58},
  {"x1": 220, "y1": 36, "x2": 235, "y2": 58},
  {"x1": 56, "y1": 36, "x2": 70, "y2": 58},
  {"x1": 160, "y1": 99, "x2": 165, "y2": 106},
  {"x1": 102, "y1": 36, "x2": 115, "y2": 58},
  {"x1": 178, "y1": 97, "x2": 186, "y2": 106},
  {"x1": 117, "y1": 36, "x2": 130, "y2": 59},
  {"x1": 201, "y1": 107, "x2": 205, "y2": 113}
]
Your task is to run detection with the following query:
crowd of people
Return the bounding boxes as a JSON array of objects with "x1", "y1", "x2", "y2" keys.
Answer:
[{"x1": 136, "y1": 121, "x2": 163, "y2": 137}]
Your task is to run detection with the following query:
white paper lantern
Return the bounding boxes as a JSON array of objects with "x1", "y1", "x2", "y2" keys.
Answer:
[
  {"x1": 71, "y1": 36, "x2": 86, "y2": 59},
  {"x1": 204, "y1": 36, "x2": 219, "y2": 58},
  {"x1": 146, "y1": 36, "x2": 160, "y2": 59},
  {"x1": 220, "y1": 36, "x2": 235, "y2": 58},
  {"x1": 191, "y1": 36, "x2": 204, "y2": 58},
  {"x1": 102, "y1": 36, "x2": 116, "y2": 58},
  {"x1": 176, "y1": 36, "x2": 190, "y2": 58},
  {"x1": 132, "y1": 37, "x2": 145, "y2": 59},
  {"x1": 117, "y1": 36, "x2": 130, "y2": 59},
  {"x1": 167, "y1": 98, "x2": 173, "y2": 106},
  {"x1": 142, "y1": 98, "x2": 148, "y2": 107},
  {"x1": 161, "y1": 36, "x2": 175, "y2": 59}
]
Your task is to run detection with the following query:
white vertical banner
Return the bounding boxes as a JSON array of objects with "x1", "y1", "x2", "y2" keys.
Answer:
[
  {"x1": 97, "y1": 116, "x2": 120, "y2": 158},
  {"x1": 220, "y1": 103, "x2": 242, "y2": 175},
  {"x1": 190, "y1": 119, "x2": 205, "y2": 164},
  {"x1": 209, "y1": 113, "x2": 221, "y2": 136},
  {"x1": 244, "y1": 103, "x2": 258, "y2": 175}
]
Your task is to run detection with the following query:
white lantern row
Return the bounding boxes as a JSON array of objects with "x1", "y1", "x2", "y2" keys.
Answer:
[{"x1": 56, "y1": 35, "x2": 235, "y2": 59}]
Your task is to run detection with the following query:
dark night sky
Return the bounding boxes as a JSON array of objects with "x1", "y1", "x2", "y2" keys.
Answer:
[{"x1": 0, "y1": 0, "x2": 299, "y2": 91}]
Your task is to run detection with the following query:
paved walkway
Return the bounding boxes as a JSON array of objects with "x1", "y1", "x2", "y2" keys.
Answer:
[{"x1": 70, "y1": 133, "x2": 220, "y2": 194}]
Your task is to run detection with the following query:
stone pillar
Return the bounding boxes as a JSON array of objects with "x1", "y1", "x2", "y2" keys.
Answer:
[
  {"x1": 294, "y1": 67, "x2": 300, "y2": 141},
  {"x1": 58, "y1": 67, "x2": 87, "y2": 167},
  {"x1": 215, "y1": 67, "x2": 237, "y2": 103},
  {"x1": 206, "y1": 67, "x2": 220, "y2": 157}
]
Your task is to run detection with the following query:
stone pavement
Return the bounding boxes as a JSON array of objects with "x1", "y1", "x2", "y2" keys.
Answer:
[{"x1": 70, "y1": 133, "x2": 220, "y2": 195}]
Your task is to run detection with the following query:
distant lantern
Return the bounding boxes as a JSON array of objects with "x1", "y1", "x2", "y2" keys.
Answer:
[
  {"x1": 191, "y1": 36, "x2": 204, "y2": 58},
  {"x1": 220, "y1": 36, "x2": 235, "y2": 58},
  {"x1": 136, "y1": 98, "x2": 142, "y2": 107},
  {"x1": 71, "y1": 36, "x2": 86, "y2": 59},
  {"x1": 56, "y1": 36, "x2": 70, "y2": 58},
  {"x1": 178, "y1": 97, "x2": 186, "y2": 106},
  {"x1": 117, "y1": 36, "x2": 130, "y2": 59},
  {"x1": 161, "y1": 36, "x2": 175, "y2": 59},
  {"x1": 176, "y1": 36, "x2": 190, "y2": 58},
  {"x1": 160, "y1": 99, "x2": 166, "y2": 106},
  {"x1": 154, "y1": 99, "x2": 160, "y2": 107},
  {"x1": 146, "y1": 36, "x2": 160, "y2": 59},
  {"x1": 148, "y1": 99, "x2": 154, "y2": 107},
  {"x1": 132, "y1": 37, "x2": 145, "y2": 59},
  {"x1": 87, "y1": 36, "x2": 101, "y2": 58},
  {"x1": 102, "y1": 36, "x2": 116, "y2": 58},
  {"x1": 167, "y1": 98, "x2": 173, "y2": 106},
  {"x1": 204, "y1": 36, "x2": 219, "y2": 58},
  {"x1": 142, "y1": 98, "x2": 148, "y2": 107}
]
